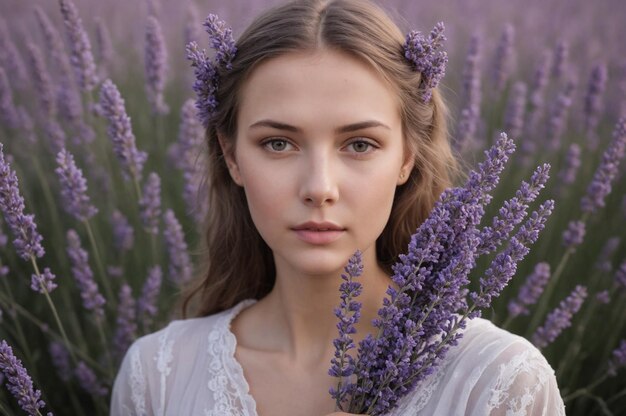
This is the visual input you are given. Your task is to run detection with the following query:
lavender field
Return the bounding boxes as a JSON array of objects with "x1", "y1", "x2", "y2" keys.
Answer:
[{"x1": 0, "y1": 0, "x2": 625, "y2": 414}]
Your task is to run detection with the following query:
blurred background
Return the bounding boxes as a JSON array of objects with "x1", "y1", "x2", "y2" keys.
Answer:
[{"x1": 0, "y1": 0, "x2": 625, "y2": 415}]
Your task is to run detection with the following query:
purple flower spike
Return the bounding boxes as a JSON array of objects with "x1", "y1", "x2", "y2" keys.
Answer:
[
  {"x1": 491, "y1": 23, "x2": 515, "y2": 93},
  {"x1": 110, "y1": 209, "x2": 134, "y2": 253},
  {"x1": 139, "y1": 172, "x2": 161, "y2": 235},
  {"x1": 163, "y1": 209, "x2": 192, "y2": 285},
  {"x1": 145, "y1": 16, "x2": 169, "y2": 115},
  {"x1": 75, "y1": 361, "x2": 108, "y2": 396},
  {"x1": 595, "y1": 290, "x2": 610, "y2": 304},
  {"x1": 477, "y1": 163, "x2": 550, "y2": 255},
  {"x1": 187, "y1": 13, "x2": 237, "y2": 128},
  {"x1": 580, "y1": 117, "x2": 626, "y2": 214},
  {"x1": 30, "y1": 267, "x2": 57, "y2": 294},
  {"x1": 137, "y1": 265, "x2": 162, "y2": 329},
  {"x1": 113, "y1": 284, "x2": 137, "y2": 360},
  {"x1": 59, "y1": 0, "x2": 99, "y2": 92},
  {"x1": 608, "y1": 340, "x2": 626, "y2": 376},
  {"x1": 531, "y1": 285, "x2": 587, "y2": 350},
  {"x1": 0, "y1": 144, "x2": 45, "y2": 260},
  {"x1": 99, "y1": 79, "x2": 148, "y2": 183},
  {"x1": 473, "y1": 199, "x2": 555, "y2": 309},
  {"x1": 0, "y1": 19, "x2": 28, "y2": 89},
  {"x1": 48, "y1": 341, "x2": 71, "y2": 382},
  {"x1": 547, "y1": 79, "x2": 575, "y2": 151},
  {"x1": 0, "y1": 340, "x2": 49, "y2": 415},
  {"x1": 583, "y1": 63, "x2": 608, "y2": 148},
  {"x1": 504, "y1": 82, "x2": 527, "y2": 141},
  {"x1": 0, "y1": 67, "x2": 19, "y2": 129},
  {"x1": 66, "y1": 229, "x2": 105, "y2": 318},
  {"x1": 26, "y1": 42, "x2": 56, "y2": 119},
  {"x1": 508, "y1": 262, "x2": 551, "y2": 318},
  {"x1": 551, "y1": 40, "x2": 568, "y2": 80},
  {"x1": 562, "y1": 220, "x2": 586, "y2": 249},
  {"x1": 595, "y1": 237, "x2": 620, "y2": 273},
  {"x1": 329, "y1": 251, "x2": 363, "y2": 405},
  {"x1": 55, "y1": 148, "x2": 98, "y2": 222},
  {"x1": 404, "y1": 22, "x2": 448, "y2": 103},
  {"x1": 558, "y1": 143, "x2": 581, "y2": 186}
]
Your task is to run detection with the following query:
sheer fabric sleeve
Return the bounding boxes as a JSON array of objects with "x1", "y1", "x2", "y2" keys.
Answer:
[{"x1": 467, "y1": 338, "x2": 566, "y2": 416}]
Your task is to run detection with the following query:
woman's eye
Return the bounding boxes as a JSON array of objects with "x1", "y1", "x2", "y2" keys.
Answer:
[
  {"x1": 263, "y1": 139, "x2": 292, "y2": 152},
  {"x1": 347, "y1": 140, "x2": 375, "y2": 153}
]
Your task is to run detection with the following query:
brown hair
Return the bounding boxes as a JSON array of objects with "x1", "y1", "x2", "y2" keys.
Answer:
[{"x1": 181, "y1": 0, "x2": 458, "y2": 318}]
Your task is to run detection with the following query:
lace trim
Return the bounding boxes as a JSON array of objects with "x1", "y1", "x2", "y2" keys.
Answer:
[
  {"x1": 205, "y1": 299, "x2": 258, "y2": 416},
  {"x1": 129, "y1": 346, "x2": 147, "y2": 416},
  {"x1": 155, "y1": 326, "x2": 174, "y2": 416},
  {"x1": 486, "y1": 345, "x2": 559, "y2": 416}
]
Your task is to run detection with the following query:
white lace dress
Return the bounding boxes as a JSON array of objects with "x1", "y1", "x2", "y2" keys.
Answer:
[{"x1": 110, "y1": 299, "x2": 566, "y2": 416}]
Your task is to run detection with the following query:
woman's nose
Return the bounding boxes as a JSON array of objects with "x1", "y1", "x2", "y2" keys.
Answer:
[{"x1": 299, "y1": 154, "x2": 339, "y2": 207}]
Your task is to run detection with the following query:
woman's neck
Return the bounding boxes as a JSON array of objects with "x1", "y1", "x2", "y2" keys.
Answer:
[{"x1": 234, "y1": 253, "x2": 395, "y2": 371}]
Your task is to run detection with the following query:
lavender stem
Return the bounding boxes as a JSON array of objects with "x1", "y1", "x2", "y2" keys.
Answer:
[{"x1": 83, "y1": 219, "x2": 115, "y2": 308}]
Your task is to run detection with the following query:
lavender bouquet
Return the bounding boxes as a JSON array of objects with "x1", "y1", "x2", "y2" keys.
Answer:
[{"x1": 329, "y1": 132, "x2": 554, "y2": 415}]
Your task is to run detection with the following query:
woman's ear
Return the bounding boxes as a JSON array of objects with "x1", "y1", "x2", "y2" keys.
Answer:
[
  {"x1": 397, "y1": 152, "x2": 416, "y2": 186},
  {"x1": 217, "y1": 133, "x2": 244, "y2": 186}
]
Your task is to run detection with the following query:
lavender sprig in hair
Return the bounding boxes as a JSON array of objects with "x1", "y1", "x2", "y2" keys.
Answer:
[
  {"x1": 403, "y1": 22, "x2": 448, "y2": 103},
  {"x1": 186, "y1": 14, "x2": 237, "y2": 128}
]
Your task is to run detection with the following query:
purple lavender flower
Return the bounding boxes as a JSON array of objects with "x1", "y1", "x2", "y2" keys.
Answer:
[
  {"x1": 504, "y1": 82, "x2": 527, "y2": 141},
  {"x1": 551, "y1": 40, "x2": 568, "y2": 80},
  {"x1": 404, "y1": 22, "x2": 448, "y2": 103},
  {"x1": 99, "y1": 79, "x2": 148, "y2": 183},
  {"x1": 34, "y1": 7, "x2": 69, "y2": 78},
  {"x1": 48, "y1": 341, "x2": 71, "y2": 382},
  {"x1": 531, "y1": 285, "x2": 587, "y2": 349},
  {"x1": 615, "y1": 260, "x2": 626, "y2": 291},
  {"x1": 139, "y1": 172, "x2": 161, "y2": 235},
  {"x1": 562, "y1": 220, "x2": 586, "y2": 249},
  {"x1": 547, "y1": 79, "x2": 575, "y2": 151},
  {"x1": 59, "y1": 0, "x2": 99, "y2": 92},
  {"x1": 583, "y1": 63, "x2": 608, "y2": 149},
  {"x1": 184, "y1": 2, "x2": 200, "y2": 46},
  {"x1": 75, "y1": 361, "x2": 108, "y2": 396},
  {"x1": 26, "y1": 42, "x2": 56, "y2": 119},
  {"x1": 461, "y1": 34, "x2": 481, "y2": 109},
  {"x1": 113, "y1": 284, "x2": 137, "y2": 360},
  {"x1": 66, "y1": 229, "x2": 105, "y2": 318},
  {"x1": 163, "y1": 209, "x2": 192, "y2": 285},
  {"x1": 0, "y1": 67, "x2": 19, "y2": 129},
  {"x1": 95, "y1": 18, "x2": 113, "y2": 69},
  {"x1": 17, "y1": 107, "x2": 36, "y2": 144},
  {"x1": 595, "y1": 290, "x2": 610, "y2": 304},
  {"x1": 580, "y1": 117, "x2": 626, "y2": 213},
  {"x1": 55, "y1": 149, "x2": 98, "y2": 222},
  {"x1": 145, "y1": 16, "x2": 169, "y2": 115},
  {"x1": 30, "y1": 267, "x2": 57, "y2": 294},
  {"x1": 110, "y1": 209, "x2": 134, "y2": 253},
  {"x1": 0, "y1": 340, "x2": 49, "y2": 415},
  {"x1": 187, "y1": 13, "x2": 237, "y2": 128},
  {"x1": 0, "y1": 144, "x2": 45, "y2": 260},
  {"x1": 329, "y1": 252, "x2": 363, "y2": 407},
  {"x1": 0, "y1": 19, "x2": 28, "y2": 89},
  {"x1": 595, "y1": 237, "x2": 620, "y2": 273},
  {"x1": 558, "y1": 143, "x2": 581, "y2": 186},
  {"x1": 491, "y1": 23, "x2": 514, "y2": 93},
  {"x1": 336, "y1": 133, "x2": 525, "y2": 414},
  {"x1": 524, "y1": 50, "x2": 552, "y2": 139},
  {"x1": 137, "y1": 265, "x2": 162, "y2": 329},
  {"x1": 608, "y1": 340, "x2": 626, "y2": 376},
  {"x1": 477, "y1": 163, "x2": 550, "y2": 255},
  {"x1": 508, "y1": 262, "x2": 551, "y2": 318},
  {"x1": 473, "y1": 200, "x2": 554, "y2": 309},
  {"x1": 44, "y1": 119, "x2": 67, "y2": 156}
]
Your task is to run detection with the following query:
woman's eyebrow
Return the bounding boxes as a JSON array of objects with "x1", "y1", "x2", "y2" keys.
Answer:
[{"x1": 248, "y1": 119, "x2": 391, "y2": 133}]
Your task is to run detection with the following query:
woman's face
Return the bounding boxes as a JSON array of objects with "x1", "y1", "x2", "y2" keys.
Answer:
[{"x1": 222, "y1": 48, "x2": 413, "y2": 277}]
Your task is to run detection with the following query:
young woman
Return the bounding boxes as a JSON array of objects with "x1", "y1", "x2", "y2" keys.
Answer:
[{"x1": 111, "y1": 0, "x2": 566, "y2": 414}]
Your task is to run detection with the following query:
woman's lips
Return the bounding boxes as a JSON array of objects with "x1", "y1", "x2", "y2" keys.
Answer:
[{"x1": 293, "y1": 229, "x2": 345, "y2": 245}]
